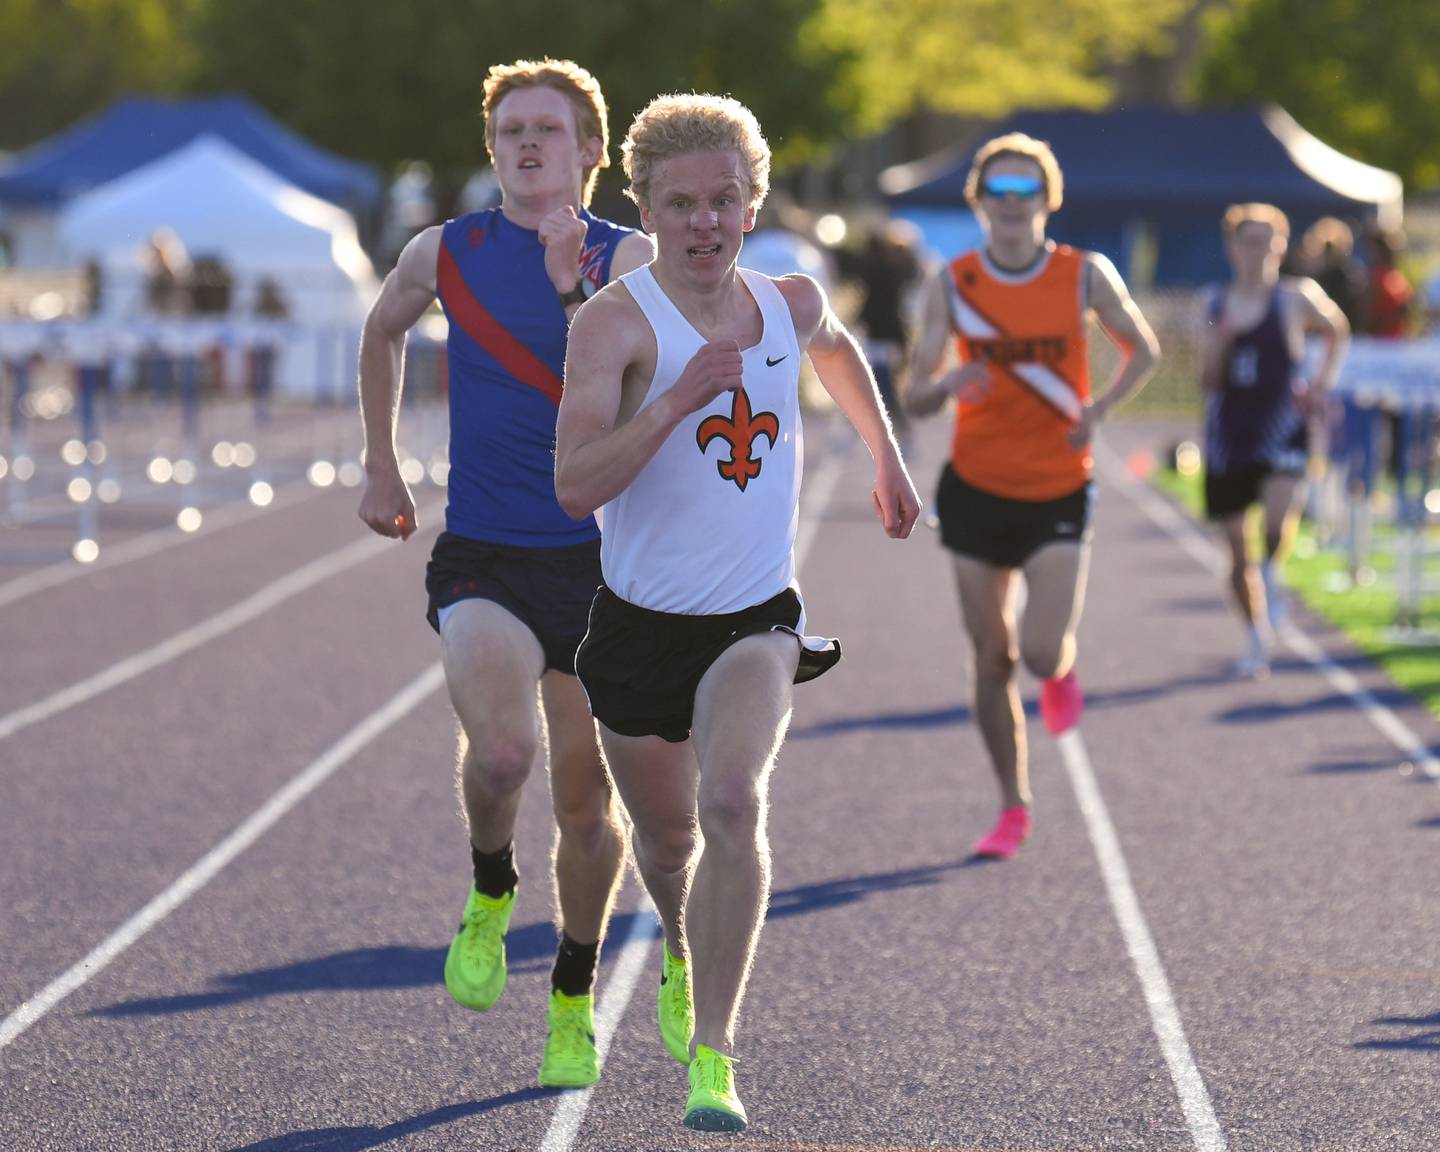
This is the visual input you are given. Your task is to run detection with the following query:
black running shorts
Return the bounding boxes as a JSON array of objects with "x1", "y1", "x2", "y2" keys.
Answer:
[
  {"x1": 424, "y1": 532, "x2": 602, "y2": 674},
  {"x1": 575, "y1": 585, "x2": 841, "y2": 743},
  {"x1": 936, "y1": 465, "x2": 1095, "y2": 569},
  {"x1": 1203, "y1": 462, "x2": 1303, "y2": 522}
]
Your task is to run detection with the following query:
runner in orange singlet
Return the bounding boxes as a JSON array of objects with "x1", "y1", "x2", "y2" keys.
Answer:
[{"x1": 907, "y1": 133, "x2": 1160, "y2": 859}]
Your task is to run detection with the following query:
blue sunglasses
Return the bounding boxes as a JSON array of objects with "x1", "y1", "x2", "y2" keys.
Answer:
[{"x1": 980, "y1": 174, "x2": 1044, "y2": 199}]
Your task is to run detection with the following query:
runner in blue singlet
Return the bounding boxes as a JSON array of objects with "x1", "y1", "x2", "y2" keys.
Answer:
[{"x1": 355, "y1": 59, "x2": 652, "y2": 1089}]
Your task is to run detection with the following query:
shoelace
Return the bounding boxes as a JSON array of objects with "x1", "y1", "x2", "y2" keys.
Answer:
[
  {"x1": 695, "y1": 1052, "x2": 735, "y2": 1096},
  {"x1": 552, "y1": 1002, "x2": 593, "y2": 1050},
  {"x1": 464, "y1": 903, "x2": 498, "y2": 931},
  {"x1": 461, "y1": 905, "x2": 501, "y2": 954}
]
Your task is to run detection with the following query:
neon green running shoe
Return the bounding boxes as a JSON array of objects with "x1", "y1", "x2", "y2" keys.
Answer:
[
  {"x1": 538, "y1": 989, "x2": 600, "y2": 1089},
  {"x1": 443, "y1": 887, "x2": 513, "y2": 1011},
  {"x1": 658, "y1": 942, "x2": 694, "y2": 1064},
  {"x1": 684, "y1": 1044, "x2": 747, "y2": 1132}
]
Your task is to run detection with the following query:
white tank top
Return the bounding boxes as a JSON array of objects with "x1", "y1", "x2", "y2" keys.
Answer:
[{"x1": 599, "y1": 265, "x2": 805, "y2": 614}]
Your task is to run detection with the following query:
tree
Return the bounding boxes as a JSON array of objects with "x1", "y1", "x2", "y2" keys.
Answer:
[
  {"x1": 1195, "y1": 0, "x2": 1440, "y2": 189},
  {"x1": 189, "y1": 0, "x2": 858, "y2": 192},
  {"x1": 806, "y1": 0, "x2": 1191, "y2": 132},
  {"x1": 0, "y1": 0, "x2": 199, "y2": 150}
]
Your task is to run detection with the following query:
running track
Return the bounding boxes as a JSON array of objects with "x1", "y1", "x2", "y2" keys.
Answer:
[{"x1": 1, "y1": 412, "x2": 1436, "y2": 1151}]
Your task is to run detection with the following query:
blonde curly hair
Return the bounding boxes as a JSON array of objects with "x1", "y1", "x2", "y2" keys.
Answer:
[{"x1": 622, "y1": 93, "x2": 770, "y2": 211}]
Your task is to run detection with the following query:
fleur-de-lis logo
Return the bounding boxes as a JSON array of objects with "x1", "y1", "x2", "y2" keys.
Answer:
[{"x1": 696, "y1": 386, "x2": 780, "y2": 491}]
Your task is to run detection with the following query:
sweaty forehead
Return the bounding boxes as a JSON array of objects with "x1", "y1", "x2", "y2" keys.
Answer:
[
  {"x1": 494, "y1": 86, "x2": 576, "y2": 128},
  {"x1": 652, "y1": 149, "x2": 747, "y2": 197},
  {"x1": 985, "y1": 155, "x2": 1044, "y2": 181},
  {"x1": 1234, "y1": 221, "x2": 1277, "y2": 243}
]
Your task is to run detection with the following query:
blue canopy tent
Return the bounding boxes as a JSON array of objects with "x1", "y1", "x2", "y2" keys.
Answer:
[
  {"x1": 879, "y1": 105, "x2": 1403, "y2": 287},
  {"x1": 0, "y1": 94, "x2": 380, "y2": 213}
]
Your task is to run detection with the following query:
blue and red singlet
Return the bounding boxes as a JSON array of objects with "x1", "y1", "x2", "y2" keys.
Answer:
[{"x1": 436, "y1": 207, "x2": 634, "y2": 546}]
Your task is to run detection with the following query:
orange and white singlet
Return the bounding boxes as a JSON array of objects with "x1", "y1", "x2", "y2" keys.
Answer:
[{"x1": 947, "y1": 242, "x2": 1092, "y2": 501}]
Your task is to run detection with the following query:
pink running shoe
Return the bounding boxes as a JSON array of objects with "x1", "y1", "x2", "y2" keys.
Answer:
[
  {"x1": 972, "y1": 805, "x2": 1032, "y2": 859},
  {"x1": 1040, "y1": 669, "x2": 1083, "y2": 735}
]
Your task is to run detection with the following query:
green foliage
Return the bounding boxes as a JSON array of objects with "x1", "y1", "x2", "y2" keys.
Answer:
[
  {"x1": 0, "y1": 0, "x2": 200, "y2": 149},
  {"x1": 1195, "y1": 0, "x2": 1440, "y2": 189},
  {"x1": 189, "y1": 0, "x2": 856, "y2": 185},
  {"x1": 0, "y1": 0, "x2": 1216, "y2": 193},
  {"x1": 807, "y1": 0, "x2": 1189, "y2": 131}
]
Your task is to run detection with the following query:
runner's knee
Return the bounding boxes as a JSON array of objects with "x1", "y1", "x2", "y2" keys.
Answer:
[
  {"x1": 552, "y1": 785, "x2": 618, "y2": 846},
  {"x1": 635, "y1": 824, "x2": 697, "y2": 874},
  {"x1": 972, "y1": 642, "x2": 1016, "y2": 684},
  {"x1": 462, "y1": 733, "x2": 537, "y2": 796},
  {"x1": 698, "y1": 774, "x2": 763, "y2": 845},
  {"x1": 1020, "y1": 636, "x2": 1066, "y2": 681}
]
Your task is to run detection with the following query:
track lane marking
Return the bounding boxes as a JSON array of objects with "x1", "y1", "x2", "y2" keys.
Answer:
[
  {"x1": 0, "y1": 480, "x2": 325, "y2": 610},
  {"x1": 0, "y1": 502, "x2": 442, "y2": 747},
  {"x1": 1058, "y1": 730, "x2": 1228, "y2": 1152},
  {"x1": 0, "y1": 662, "x2": 445, "y2": 1051},
  {"x1": 1098, "y1": 443, "x2": 1440, "y2": 784}
]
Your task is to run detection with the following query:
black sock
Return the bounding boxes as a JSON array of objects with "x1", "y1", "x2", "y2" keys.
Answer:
[
  {"x1": 551, "y1": 932, "x2": 600, "y2": 997},
  {"x1": 471, "y1": 842, "x2": 518, "y2": 899}
]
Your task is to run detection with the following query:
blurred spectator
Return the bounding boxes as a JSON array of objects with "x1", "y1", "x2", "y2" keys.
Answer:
[
  {"x1": 854, "y1": 222, "x2": 922, "y2": 435},
  {"x1": 142, "y1": 227, "x2": 192, "y2": 317},
  {"x1": 1299, "y1": 217, "x2": 1364, "y2": 332},
  {"x1": 1362, "y1": 226, "x2": 1412, "y2": 339},
  {"x1": 81, "y1": 258, "x2": 104, "y2": 316},
  {"x1": 1422, "y1": 267, "x2": 1440, "y2": 335},
  {"x1": 456, "y1": 167, "x2": 502, "y2": 215},
  {"x1": 190, "y1": 255, "x2": 234, "y2": 315},
  {"x1": 380, "y1": 161, "x2": 437, "y2": 265},
  {"x1": 739, "y1": 222, "x2": 837, "y2": 296},
  {"x1": 255, "y1": 276, "x2": 288, "y2": 319},
  {"x1": 139, "y1": 228, "x2": 190, "y2": 400},
  {"x1": 250, "y1": 277, "x2": 288, "y2": 417}
]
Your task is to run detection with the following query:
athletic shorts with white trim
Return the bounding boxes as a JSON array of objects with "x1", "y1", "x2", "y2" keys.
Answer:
[{"x1": 576, "y1": 585, "x2": 840, "y2": 743}]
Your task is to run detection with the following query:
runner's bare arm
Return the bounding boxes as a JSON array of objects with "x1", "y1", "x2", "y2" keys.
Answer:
[
  {"x1": 357, "y1": 227, "x2": 441, "y2": 539},
  {"x1": 555, "y1": 288, "x2": 742, "y2": 519},
  {"x1": 1085, "y1": 252, "x2": 1161, "y2": 421},
  {"x1": 1289, "y1": 276, "x2": 1350, "y2": 395},
  {"x1": 780, "y1": 274, "x2": 920, "y2": 540},
  {"x1": 1197, "y1": 289, "x2": 1231, "y2": 396},
  {"x1": 903, "y1": 267, "x2": 960, "y2": 417}
]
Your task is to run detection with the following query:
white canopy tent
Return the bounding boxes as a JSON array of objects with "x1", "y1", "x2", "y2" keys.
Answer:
[
  {"x1": 58, "y1": 134, "x2": 375, "y2": 324},
  {"x1": 53, "y1": 136, "x2": 378, "y2": 394}
]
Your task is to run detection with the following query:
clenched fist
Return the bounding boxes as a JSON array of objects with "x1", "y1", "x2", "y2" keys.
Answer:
[
  {"x1": 670, "y1": 340, "x2": 745, "y2": 416},
  {"x1": 539, "y1": 205, "x2": 590, "y2": 292}
]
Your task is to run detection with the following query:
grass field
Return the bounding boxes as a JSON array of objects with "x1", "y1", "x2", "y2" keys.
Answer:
[{"x1": 1149, "y1": 460, "x2": 1440, "y2": 719}]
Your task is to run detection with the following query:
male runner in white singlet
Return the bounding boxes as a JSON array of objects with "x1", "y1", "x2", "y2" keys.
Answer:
[{"x1": 554, "y1": 93, "x2": 920, "y2": 1132}]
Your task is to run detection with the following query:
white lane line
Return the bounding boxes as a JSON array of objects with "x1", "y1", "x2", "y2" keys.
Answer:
[
  {"x1": 1097, "y1": 443, "x2": 1440, "y2": 784},
  {"x1": 0, "y1": 662, "x2": 446, "y2": 1052},
  {"x1": 538, "y1": 902, "x2": 660, "y2": 1152},
  {"x1": 1279, "y1": 625, "x2": 1440, "y2": 780},
  {"x1": 0, "y1": 481, "x2": 324, "y2": 611},
  {"x1": 1058, "y1": 730, "x2": 1228, "y2": 1152},
  {"x1": 0, "y1": 505, "x2": 440, "y2": 747},
  {"x1": 536, "y1": 426, "x2": 853, "y2": 1150}
]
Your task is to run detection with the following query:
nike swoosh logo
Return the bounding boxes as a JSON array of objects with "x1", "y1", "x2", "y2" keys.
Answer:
[{"x1": 766, "y1": 354, "x2": 788, "y2": 367}]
